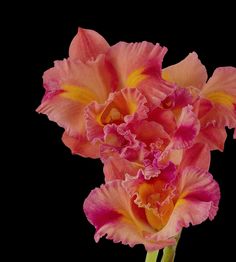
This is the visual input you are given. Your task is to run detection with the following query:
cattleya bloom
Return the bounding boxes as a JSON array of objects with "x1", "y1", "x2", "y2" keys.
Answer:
[
  {"x1": 37, "y1": 28, "x2": 235, "y2": 261},
  {"x1": 84, "y1": 165, "x2": 220, "y2": 250}
]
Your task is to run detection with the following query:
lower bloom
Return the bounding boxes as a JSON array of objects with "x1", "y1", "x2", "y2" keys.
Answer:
[{"x1": 83, "y1": 166, "x2": 220, "y2": 251}]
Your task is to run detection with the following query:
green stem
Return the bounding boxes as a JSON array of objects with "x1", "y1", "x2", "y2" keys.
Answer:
[
  {"x1": 161, "y1": 233, "x2": 181, "y2": 262},
  {"x1": 145, "y1": 250, "x2": 159, "y2": 262}
]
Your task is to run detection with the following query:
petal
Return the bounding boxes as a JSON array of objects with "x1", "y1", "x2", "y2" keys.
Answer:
[
  {"x1": 196, "y1": 126, "x2": 227, "y2": 151},
  {"x1": 171, "y1": 106, "x2": 200, "y2": 149},
  {"x1": 200, "y1": 67, "x2": 236, "y2": 129},
  {"x1": 43, "y1": 55, "x2": 115, "y2": 104},
  {"x1": 83, "y1": 180, "x2": 162, "y2": 251},
  {"x1": 148, "y1": 108, "x2": 176, "y2": 135},
  {"x1": 132, "y1": 120, "x2": 170, "y2": 147},
  {"x1": 37, "y1": 55, "x2": 117, "y2": 137},
  {"x1": 37, "y1": 94, "x2": 86, "y2": 137},
  {"x1": 162, "y1": 52, "x2": 207, "y2": 89},
  {"x1": 149, "y1": 167, "x2": 220, "y2": 242},
  {"x1": 85, "y1": 88, "x2": 149, "y2": 142},
  {"x1": 108, "y1": 41, "x2": 174, "y2": 106},
  {"x1": 62, "y1": 132, "x2": 100, "y2": 158},
  {"x1": 179, "y1": 143, "x2": 211, "y2": 171},
  {"x1": 69, "y1": 28, "x2": 110, "y2": 62}
]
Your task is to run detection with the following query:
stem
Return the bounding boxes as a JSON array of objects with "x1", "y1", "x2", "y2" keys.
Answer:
[
  {"x1": 145, "y1": 250, "x2": 159, "y2": 262},
  {"x1": 161, "y1": 233, "x2": 181, "y2": 262}
]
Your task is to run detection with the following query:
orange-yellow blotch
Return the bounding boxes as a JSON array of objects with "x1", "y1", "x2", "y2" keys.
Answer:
[
  {"x1": 61, "y1": 84, "x2": 97, "y2": 104},
  {"x1": 126, "y1": 68, "x2": 148, "y2": 88},
  {"x1": 206, "y1": 91, "x2": 234, "y2": 108}
]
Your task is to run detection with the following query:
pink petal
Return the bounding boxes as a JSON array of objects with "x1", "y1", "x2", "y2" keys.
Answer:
[
  {"x1": 132, "y1": 120, "x2": 170, "y2": 147},
  {"x1": 196, "y1": 126, "x2": 227, "y2": 151},
  {"x1": 162, "y1": 52, "x2": 207, "y2": 89},
  {"x1": 149, "y1": 167, "x2": 220, "y2": 242},
  {"x1": 179, "y1": 143, "x2": 211, "y2": 171},
  {"x1": 102, "y1": 153, "x2": 141, "y2": 181},
  {"x1": 108, "y1": 41, "x2": 174, "y2": 106},
  {"x1": 148, "y1": 108, "x2": 176, "y2": 135},
  {"x1": 37, "y1": 55, "x2": 117, "y2": 138},
  {"x1": 171, "y1": 106, "x2": 200, "y2": 149},
  {"x1": 200, "y1": 67, "x2": 236, "y2": 129},
  {"x1": 62, "y1": 132, "x2": 100, "y2": 158},
  {"x1": 85, "y1": 88, "x2": 148, "y2": 142},
  {"x1": 37, "y1": 94, "x2": 86, "y2": 137},
  {"x1": 69, "y1": 28, "x2": 110, "y2": 62},
  {"x1": 83, "y1": 180, "x2": 163, "y2": 251}
]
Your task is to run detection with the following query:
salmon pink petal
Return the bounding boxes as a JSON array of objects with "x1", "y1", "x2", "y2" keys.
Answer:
[
  {"x1": 179, "y1": 143, "x2": 211, "y2": 171},
  {"x1": 69, "y1": 28, "x2": 110, "y2": 62},
  {"x1": 85, "y1": 88, "x2": 149, "y2": 142},
  {"x1": 200, "y1": 67, "x2": 236, "y2": 129},
  {"x1": 108, "y1": 41, "x2": 174, "y2": 106},
  {"x1": 148, "y1": 108, "x2": 176, "y2": 135},
  {"x1": 132, "y1": 120, "x2": 170, "y2": 147},
  {"x1": 83, "y1": 180, "x2": 161, "y2": 250},
  {"x1": 149, "y1": 167, "x2": 220, "y2": 242},
  {"x1": 37, "y1": 95, "x2": 86, "y2": 137},
  {"x1": 162, "y1": 52, "x2": 207, "y2": 89},
  {"x1": 62, "y1": 132, "x2": 100, "y2": 158},
  {"x1": 43, "y1": 55, "x2": 115, "y2": 104},
  {"x1": 102, "y1": 153, "x2": 141, "y2": 181},
  {"x1": 171, "y1": 106, "x2": 200, "y2": 149},
  {"x1": 196, "y1": 126, "x2": 227, "y2": 151}
]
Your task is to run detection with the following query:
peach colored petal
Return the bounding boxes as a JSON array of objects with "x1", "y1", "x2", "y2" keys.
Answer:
[
  {"x1": 149, "y1": 167, "x2": 220, "y2": 243},
  {"x1": 200, "y1": 67, "x2": 236, "y2": 129},
  {"x1": 62, "y1": 132, "x2": 100, "y2": 158},
  {"x1": 83, "y1": 180, "x2": 164, "y2": 251},
  {"x1": 69, "y1": 28, "x2": 110, "y2": 62},
  {"x1": 108, "y1": 41, "x2": 174, "y2": 107},
  {"x1": 132, "y1": 120, "x2": 170, "y2": 147},
  {"x1": 102, "y1": 153, "x2": 141, "y2": 181},
  {"x1": 162, "y1": 52, "x2": 207, "y2": 89},
  {"x1": 37, "y1": 95, "x2": 86, "y2": 137},
  {"x1": 85, "y1": 88, "x2": 149, "y2": 142},
  {"x1": 196, "y1": 126, "x2": 227, "y2": 151},
  {"x1": 179, "y1": 143, "x2": 211, "y2": 171}
]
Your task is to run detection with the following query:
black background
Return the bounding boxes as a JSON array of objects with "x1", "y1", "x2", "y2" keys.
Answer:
[{"x1": 28, "y1": 3, "x2": 236, "y2": 261}]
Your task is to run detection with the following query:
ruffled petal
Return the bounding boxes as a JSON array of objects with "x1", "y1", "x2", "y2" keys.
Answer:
[
  {"x1": 171, "y1": 106, "x2": 200, "y2": 149},
  {"x1": 69, "y1": 28, "x2": 110, "y2": 62},
  {"x1": 200, "y1": 67, "x2": 236, "y2": 129},
  {"x1": 62, "y1": 132, "x2": 100, "y2": 158},
  {"x1": 108, "y1": 41, "x2": 174, "y2": 106},
  {"x1": 149, "y1": 167, "x2": 220, "y2": 242},
  {"x1": 85, "y1": 88, "x2": 149, "y2": 142},
  {"x1": 162, "y1": 52, "x2": 207, "y2": 89},
  {"x1": 83, "y1": 180, "x2": 162, "y2": 251}
]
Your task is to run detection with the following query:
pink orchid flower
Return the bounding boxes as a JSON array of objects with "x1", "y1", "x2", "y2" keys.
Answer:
[
  {"x1": 37, "y1": 28, "x2": 173, "y2": 158},
  {"x1": 162, "y1": 52, "x2": 236, "y2": 151},
  {"x1": 84, "y1": 165, "x2": 220, "y2": 251}
]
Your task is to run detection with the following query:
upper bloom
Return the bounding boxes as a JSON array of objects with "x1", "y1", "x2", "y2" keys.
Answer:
[
  {"x1": 84, "y1": 166, "x2": 220, "y2": 250},
  {"x1": 37, "y1": 28, "x2": 173, "y2": 158}
]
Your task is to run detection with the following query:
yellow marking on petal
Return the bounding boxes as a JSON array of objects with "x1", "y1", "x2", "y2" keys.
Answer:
[
  {"x1": 61, "y1": 84, "x2": 97, "y2": 104},
  {"x1": 206, "y1": 91, "x2": 234, "y2": 108},
  {"x1": 126, "y1": 68, "x2": 148, "y2": 88},
  {"x1": 162, "y1": 70, "x2": 171, "y2": 81}
]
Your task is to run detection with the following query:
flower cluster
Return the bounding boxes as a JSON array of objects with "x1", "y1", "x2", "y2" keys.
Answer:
[{"x1": 37, "y1": 28, "x2": 236, "y2": 252}]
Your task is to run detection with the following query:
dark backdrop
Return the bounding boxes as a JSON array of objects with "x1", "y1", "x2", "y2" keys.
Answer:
[{"x1": 29, "y1": 3, "x2": 236, "y2": 261}]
